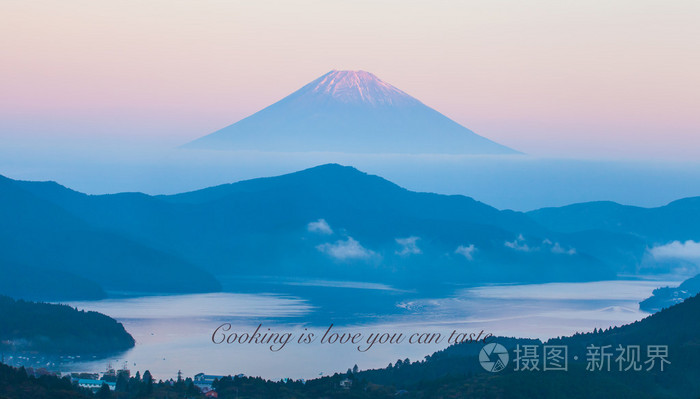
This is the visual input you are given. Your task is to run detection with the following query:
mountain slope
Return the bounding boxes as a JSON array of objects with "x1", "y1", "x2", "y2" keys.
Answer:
[
  {"x1": 352, "y1": 293, "x2": 700, "y2": 398},
  {"x1": 185, "y1": 70, "x2": 518, "y2": 154},
  {"x1": 9, "y1": 164, "x2": 615, "y2": 290},
  {"x1": 0, "y1": 175, "x2": 221, "y2": 299},
  {"x1": 9, "y1": 163, "x2": 699, "y2": 301}
]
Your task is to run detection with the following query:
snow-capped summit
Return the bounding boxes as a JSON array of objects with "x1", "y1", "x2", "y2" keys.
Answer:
[
  {"x1": 185, "y1": 70, "x2": 519, "y2": 155},
  {"x1": 300, "y1": 70, "x2": 420, "y2": 106}
]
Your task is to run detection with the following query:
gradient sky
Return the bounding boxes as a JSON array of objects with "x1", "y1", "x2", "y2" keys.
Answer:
[{"x1": 1, "y1": 0, "x2": 699, "y2": 159}]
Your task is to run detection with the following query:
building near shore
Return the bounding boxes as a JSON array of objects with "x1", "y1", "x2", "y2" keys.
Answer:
[{"x1": 78, "y1": 379, "x2": 116, "y2": 392}]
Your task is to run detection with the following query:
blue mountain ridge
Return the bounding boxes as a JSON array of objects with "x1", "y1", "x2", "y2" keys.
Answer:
[{"x1": 2, "y1": 164, "x2": 698, "y2": 302}]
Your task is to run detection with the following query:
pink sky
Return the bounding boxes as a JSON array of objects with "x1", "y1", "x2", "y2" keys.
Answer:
[{"x1": 1, "y1": 0, "x2": 699, "y2": 159}]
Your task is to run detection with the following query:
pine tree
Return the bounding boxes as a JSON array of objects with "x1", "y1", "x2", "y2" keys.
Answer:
[{"x1": 142, "y1": 370, "x2": 154, "y2": 395}]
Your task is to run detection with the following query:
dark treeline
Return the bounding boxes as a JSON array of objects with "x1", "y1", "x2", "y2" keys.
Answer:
[
  {"x1": 0, "y1": 295, "x2": 134, "y2": 355},
  {"x1": 110, "y1": 371, "x2": 204, "y2": 399},
  {"x1": 0, "y1": 363, "x2": 208, "y2": 399},
  {"x1": 0, "y1": 362, "x2": 91, "y2": 399},
  {"x1": 0, "y1": 363, "x2": 667, "y2": 399}
]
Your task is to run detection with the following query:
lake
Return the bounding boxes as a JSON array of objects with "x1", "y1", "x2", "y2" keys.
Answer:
[{"x1": 51, "y1": 279, "x2": 678, "y2": 381}]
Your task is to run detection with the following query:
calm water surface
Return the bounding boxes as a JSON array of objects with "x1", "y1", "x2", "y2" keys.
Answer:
[{"x1": 53, "y1": 279, "x2": 678, "y2": 380}]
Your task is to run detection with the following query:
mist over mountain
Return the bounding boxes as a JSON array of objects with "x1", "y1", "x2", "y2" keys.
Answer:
[
  {"x1": 185, "y1": 70, "x2": 518, "y2": 154},
  {"x1": 528, "y1": 199, "x2": 700, "y2": 276}
]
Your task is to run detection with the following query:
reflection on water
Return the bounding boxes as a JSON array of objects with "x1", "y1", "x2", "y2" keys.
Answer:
[
  {"x1": 56, "y1": 279, "x2": 679, "y2": 381},
  {"x1": 460, "y1": 280, "x2": 678, "y2": 300},
  {"x1": 67, "y1": 293, "x2": 314, "y2": 319}
]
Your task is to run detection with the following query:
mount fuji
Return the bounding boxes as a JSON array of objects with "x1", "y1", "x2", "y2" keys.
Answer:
[{"x1": 185, "y1": 70, "x2": 519, "y2": 154}]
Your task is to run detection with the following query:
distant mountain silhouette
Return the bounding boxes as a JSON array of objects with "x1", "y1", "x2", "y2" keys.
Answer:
[
  {"x1": 185, "y1": 70, "x2": 519, "y2": 154},
  {"x1": 6, "y1": 164, "x2": 700, "y2": 300},
  {"x1": 527, "y1": 199, "x2": 700, "y2": 243}
]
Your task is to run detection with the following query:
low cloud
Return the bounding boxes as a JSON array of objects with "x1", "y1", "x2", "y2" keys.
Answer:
[
  {"x1": 307, "y1": 218, "x2": 333, "y2": 235},
  {"x1": 650, "y1": 240, "x2": 700, "y2": 262},
  {"x1": 505, "y1": 236, "x2": 575, "y2": 255},
  {"x1": 505, "y1": 234, "x2": 530, "y2": 252},
  {"x1": 455, "y1": 244, "x2": 476, "y2": 260},
  {"x1": 549, "y1": 241, "x2": 576, "y2": 255},
  {"x1": 317, "y1": 237, "x2": 375, "y2": 260},
  {"x1": 395, "y1": 236, "x2": 421, "y2": 256}
]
